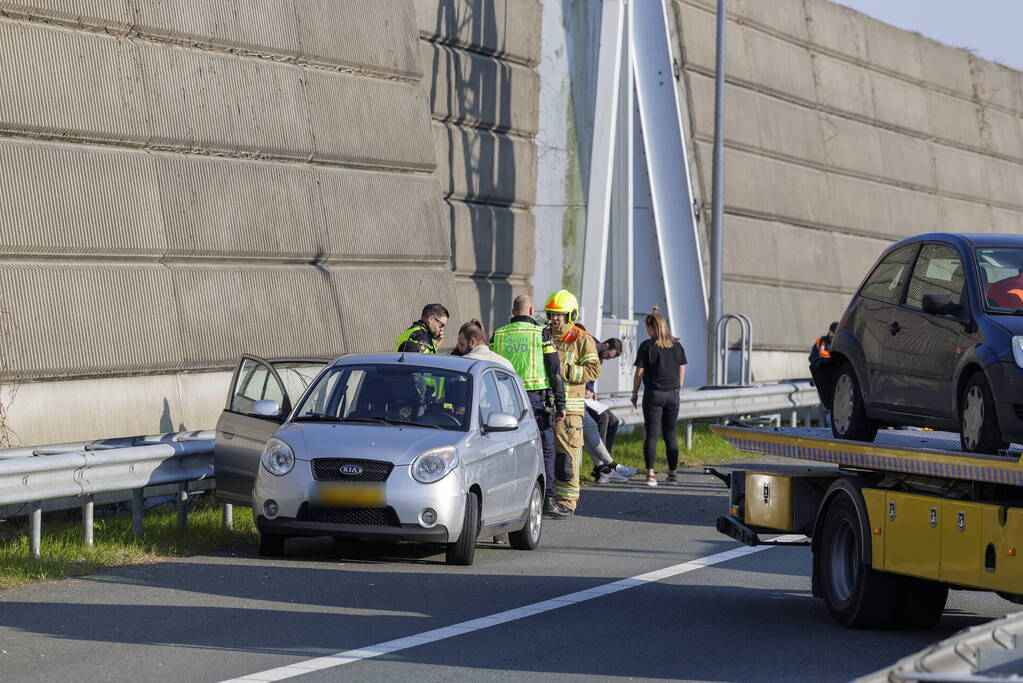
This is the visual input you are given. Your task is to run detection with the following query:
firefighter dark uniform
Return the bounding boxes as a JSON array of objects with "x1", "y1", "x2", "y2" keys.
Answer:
[
  {"x1": 395, "y1": 320, "x2": 436, "y2": 354},
  {"x1": 492, "y1": 316, "x2": 566, "y2": 507},
  {"x1": 543, "y1": 289, "x2": 601, "y2": 513}
]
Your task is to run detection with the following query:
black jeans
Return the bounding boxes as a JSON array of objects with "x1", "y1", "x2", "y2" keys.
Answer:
[{"x1": 642, "y1": 389, "x2": 680, "y2": 471}]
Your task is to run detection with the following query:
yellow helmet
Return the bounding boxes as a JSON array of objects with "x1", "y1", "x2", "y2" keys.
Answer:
[{"x1": 544, "y1": 289, "x2": 579, "y2": 323}]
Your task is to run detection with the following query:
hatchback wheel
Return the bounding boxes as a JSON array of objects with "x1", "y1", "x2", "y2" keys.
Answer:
[
  {"x1": 446, "y1": 490, "x2": 480, "y2": 566},
  {"x1": 509, "y1": 481, "x2": 543, "y2": 550},
  {"x1": 258, "y1": 531, "x2": 285, "y2": 557},
  {"x1": 830, "y1": 363, "x2": 878, "y2": 442},
  {"x1": 960, "y1": 373, "x2": 1005, "y2": 454}
]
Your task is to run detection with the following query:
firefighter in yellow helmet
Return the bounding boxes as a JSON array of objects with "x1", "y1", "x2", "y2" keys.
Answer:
[{"x1": 544, "y1": 289, "x2": 601, "y2": 518}]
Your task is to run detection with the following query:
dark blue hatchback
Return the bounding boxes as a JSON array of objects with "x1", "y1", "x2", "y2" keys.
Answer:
[{"x1": 811, "y1": 233, "x2": 1023, "y2": 453}]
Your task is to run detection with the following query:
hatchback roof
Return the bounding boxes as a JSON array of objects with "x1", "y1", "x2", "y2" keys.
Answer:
[
  {"x1": 891, "y1": 232, "x2": 1023, "y2": 249},
  {"x1": 330, "y1": 352, "x2": 483, "y2": 371}
]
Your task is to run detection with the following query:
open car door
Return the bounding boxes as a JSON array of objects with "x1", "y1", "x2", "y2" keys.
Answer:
[{"x1": 214, "y1": 356, "x2": 328, "y2": 505}]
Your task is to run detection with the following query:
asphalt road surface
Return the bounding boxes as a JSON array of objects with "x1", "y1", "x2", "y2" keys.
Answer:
[{"x1": 0, "y1": 460, "x2": 1013, "y2": 682}]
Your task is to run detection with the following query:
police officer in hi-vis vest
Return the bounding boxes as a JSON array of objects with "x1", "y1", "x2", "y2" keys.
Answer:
[
  {"x1": 491, "y1": 295, "x2": 568, "y2": 518},
  {"x1": 395, "y1": 303, "x2": 449, "y2": 354},
  {"x1": 544, "y1": 289, "x2": 601, "y2": 519}
]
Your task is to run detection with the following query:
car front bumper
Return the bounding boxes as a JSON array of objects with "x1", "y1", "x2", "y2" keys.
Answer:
[
  {"x1": 252, "y1": 461, "x2": 467, "y2": 544},
  {"x1": 256, "y1": 515, "x2": 450, "y2": 543}
]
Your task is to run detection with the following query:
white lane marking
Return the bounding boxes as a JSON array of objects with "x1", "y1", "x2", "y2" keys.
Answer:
[{"x1": 222, "y1": 536, "x2": 803, "y2": 682}]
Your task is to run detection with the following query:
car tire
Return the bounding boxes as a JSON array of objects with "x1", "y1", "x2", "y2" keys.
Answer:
[
  {"x1": 830, "y1": 363, "x2": 878, "y2": 442},
  {"x1": 446, "y1": 490, "x2": 480, "y2": 566},
  {"x1": 893, "y1": 577, "x2": 948, "y2": 629},
  {"x1": 960, "y1": 373, "x2": 1004, "y2": 454},
  {"x1": 509, "y1": 481, "x2": 543, "y2": 551},
  {"x1": 258, "y1": 531, "x2": 286, "y2": 557},
  {"x1": 819, "y1": 494, "x2": 902, "y2": 628}
]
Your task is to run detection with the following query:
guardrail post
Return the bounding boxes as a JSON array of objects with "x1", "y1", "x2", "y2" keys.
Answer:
[
  {"x1": 132, "y1": 488, "x2": 144, "y2": 538},
  {"x1": 29, "y1": 502, "x2": 42, "y2": 558},
  {"x1": 177, "y1": 482, "x2": 188, "y2": 532},
  {"x1": 83, "y1": 495, "x2": 94, "y2": 547},
  {"x1": 223, "y1": 503, "x2": 233, "y2": 530},
  {"x1": 685, "y1": 421, "x2": 694, "y2": 451},
  {"x1": 790, "y1": 410, "x2": 798, "y2": 427}
]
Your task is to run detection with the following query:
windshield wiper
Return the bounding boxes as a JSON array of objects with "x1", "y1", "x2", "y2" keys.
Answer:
[
  {"x1": 362, "y1": 416, "x2": 444, "y2": 429},
  {"x1": 293, "y1": 413, "x2": 342, "y2": 422}
]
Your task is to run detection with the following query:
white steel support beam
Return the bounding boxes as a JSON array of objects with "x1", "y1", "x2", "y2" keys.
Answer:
[
  {"x1": 606, "y1": 8, "x2": 634, "y2": 322},
  {"x1": 631, "y1": 0, "x2": 708, "y2": 384},
  {"x1": 579, "y1": 0, "x2": 625, "y2": 338}
]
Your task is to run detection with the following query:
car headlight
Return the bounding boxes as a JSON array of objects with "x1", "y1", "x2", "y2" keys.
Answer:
[
  {"x1": 261, "y1": 438, "x2": 295, "y2": 476},
  {"x1": 411, "y1": 447, "x2": 458, "y2": 484},
  {"x1": 1014, "y1": 337, "x2": 1023, "y2": 369}
]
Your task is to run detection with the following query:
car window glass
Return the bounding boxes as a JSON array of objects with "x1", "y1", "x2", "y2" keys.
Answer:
[
  {"x1": 905, "y1": 244, "x2": 964, "y2": 309},
  {"x1": 976, "y1": 247, "x2": 1023, "y2": 310},
  {"x1": 860, "y1": 244, "x2": 916, "y2": 304},
  {"x1": 231, "y1": 358, "x2": 287, "y2": 414},
  {"x1": 494, "y1": 372, "x2": 524, "y2": 418},
  {"x1": 479, "y1": 373, "x2": 502, "y2": 425},
  {"x1": 293, "y1": 364, "x2": 471, "y2": 430},
  {"x1": 272, "y1": 361, "x2": 326, "y2": 406}
]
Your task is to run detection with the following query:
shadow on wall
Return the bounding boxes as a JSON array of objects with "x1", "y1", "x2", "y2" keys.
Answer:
[{"x1": 431, "y1": 0, "x2": 519, "y2": 334}]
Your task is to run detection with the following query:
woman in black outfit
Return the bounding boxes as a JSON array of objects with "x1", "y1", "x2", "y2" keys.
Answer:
[{"x1": 631, "y1": 307, "x2": 687, "y2": 486}]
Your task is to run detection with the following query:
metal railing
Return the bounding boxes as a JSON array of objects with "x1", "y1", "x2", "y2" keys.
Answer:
[
  {"x1": 713, "y1": 313, "x2": 752, "y2": 386},
  {"x1": 0, "y1": 430, "x2": 219, "y2": 557}
]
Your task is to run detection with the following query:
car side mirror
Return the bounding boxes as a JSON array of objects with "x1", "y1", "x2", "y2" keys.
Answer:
[
  {"x1": 482, "y1": 411, "x2": 518, "y2": 434},
  {"x1": 249, "y1": 399, "x2": 282, "y2": 418},
  {"x1": 922, "y1": 293, "x2": 962, "y2": 318}
]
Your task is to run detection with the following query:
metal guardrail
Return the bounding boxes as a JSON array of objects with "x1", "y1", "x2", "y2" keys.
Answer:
[
  {"x1": 602, "y1": 380, "x2": 819, "y2": 426},
  {"x1": 0, "y1": 430, "x2": 217, "y2": 557}
]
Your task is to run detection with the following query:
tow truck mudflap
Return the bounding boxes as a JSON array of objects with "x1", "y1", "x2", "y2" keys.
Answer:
[{"x1": 716, "y1": 515, "x2": 810, "y2": 547}]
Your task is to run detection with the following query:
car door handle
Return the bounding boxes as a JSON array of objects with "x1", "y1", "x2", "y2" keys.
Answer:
[
  {"x1": 888, "y1": 321, "x2": 901, "y2": 336},
  {"x1": 220, "y1": 430, "x2": 235, "y2": 440}
]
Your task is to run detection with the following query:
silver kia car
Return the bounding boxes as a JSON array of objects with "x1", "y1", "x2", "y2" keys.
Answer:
[{"x1": 214, "y1": 352, "x2": 545, "y2": 565}]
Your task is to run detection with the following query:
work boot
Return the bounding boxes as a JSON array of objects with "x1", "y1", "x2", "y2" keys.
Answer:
[{"x1": 544, "y1": 498, "x2": 572, "y2": 519}]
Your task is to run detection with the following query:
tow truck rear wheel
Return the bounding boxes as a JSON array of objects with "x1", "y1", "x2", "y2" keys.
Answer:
[
  {"x1": 819, "y1": 494, "x2": 901, "y2": 627},
  {"x1": 894, "y1": 577, "x2": 948, "y2": 629},
  {"x1": 830, "y1": 363, "x2": 878, "y2": 443}
]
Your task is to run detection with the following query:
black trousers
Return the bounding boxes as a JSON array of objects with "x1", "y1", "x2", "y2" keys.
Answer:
[
  {"x1": 528, "y1": 390, "x2": 556, "y2": 496},
  {"x1": 642, "y1": 389, "x2": 680, "y2": 471}
]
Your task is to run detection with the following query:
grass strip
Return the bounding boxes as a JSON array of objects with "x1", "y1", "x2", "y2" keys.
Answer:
[
  {"x1": 586, "y1": 422, "x2": 753, "y2": 480},
  {"x1": 0, "y1": 497, "x2": 256, "y2": 590}
]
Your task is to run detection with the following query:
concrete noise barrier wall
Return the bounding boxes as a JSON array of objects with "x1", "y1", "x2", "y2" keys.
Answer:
[
  {"x1": 670, "y1": 0, "x2": 1023, "y2": 380},
  {"x1": 0, "y1": 1, "x2": 501, "y2": 444}
]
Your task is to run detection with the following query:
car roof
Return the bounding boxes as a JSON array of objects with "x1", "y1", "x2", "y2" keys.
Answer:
[
  {"x1": 891, "y1": 232, "x2": 1023, "y2": 250},
  {"x1": 328, "y1": 352, "x2": 486, "y2": 372}
]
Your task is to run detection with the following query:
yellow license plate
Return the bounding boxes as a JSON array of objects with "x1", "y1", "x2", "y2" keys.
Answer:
[{"x1": 313, "y1": 483, "x2": 385, "y2": 508}]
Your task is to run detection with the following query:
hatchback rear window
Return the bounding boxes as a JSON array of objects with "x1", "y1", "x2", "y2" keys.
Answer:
[{"x1": 859, "y1": 244, "x2": 916, "y2": 304}]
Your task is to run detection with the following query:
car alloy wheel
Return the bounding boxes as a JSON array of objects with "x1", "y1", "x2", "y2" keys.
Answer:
[
  {"x1": 832, "y1": 374, "x2": 854, "y2": 436},
  {"x1": 962, "y1": 386, "x2": 984, "y2": 451},
  {"x1": 509, "y1": 482, "x2": 544, "y2": 550}
]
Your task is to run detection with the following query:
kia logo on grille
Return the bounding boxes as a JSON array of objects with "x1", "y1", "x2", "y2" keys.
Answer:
[{"x1": 340, "y1": 464, "x2": 363, "y2": 476}]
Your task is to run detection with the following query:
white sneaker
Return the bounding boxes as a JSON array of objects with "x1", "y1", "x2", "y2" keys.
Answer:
[
  {"x1": 599, "y1": 468, "x2": 630, "y2": 483},
  {"x1": 613, "y1": 463, "x2": 637, "y2": 477}
]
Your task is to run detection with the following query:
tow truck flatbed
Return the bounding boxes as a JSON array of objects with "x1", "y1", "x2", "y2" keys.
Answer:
[{"x1": 712, "y1": 425, "x2": 1022, "y2": 485}]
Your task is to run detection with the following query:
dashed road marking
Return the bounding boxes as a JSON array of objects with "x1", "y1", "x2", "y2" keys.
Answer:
[{"x1": 222, "y1": 537, "x2": 802, "y2": 682}]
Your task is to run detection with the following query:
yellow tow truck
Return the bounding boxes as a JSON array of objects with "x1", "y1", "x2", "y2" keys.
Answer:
[{"x1": 708, "y1": 425, "x2": 1023, "y2": 629}]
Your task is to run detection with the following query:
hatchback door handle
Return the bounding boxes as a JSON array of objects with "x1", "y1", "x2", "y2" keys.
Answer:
[
  {"x1": 220, "y1": 430, "x2": 235, "y2": 440},
  {"x1": 888, "y1": 321, "x2": 901, "y2": 335}
]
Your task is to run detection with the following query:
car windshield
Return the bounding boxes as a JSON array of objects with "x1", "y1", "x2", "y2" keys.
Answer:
[
  {"x1": 976, "y1": 247, "x2": 1023, "y2": 313},
  {"x1": 292, "y1": 363, "x2": 472, "y2": 431}
]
